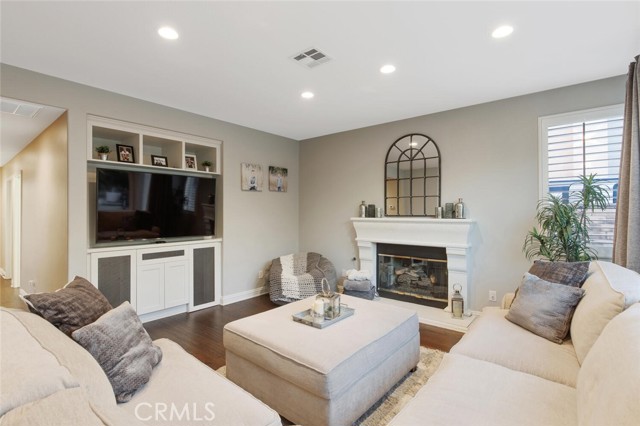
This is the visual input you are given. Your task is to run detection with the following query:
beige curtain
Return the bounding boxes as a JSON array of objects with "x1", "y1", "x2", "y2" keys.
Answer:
[{"x1": 613, "y1": 55, "x2": 640, "y2": 273}]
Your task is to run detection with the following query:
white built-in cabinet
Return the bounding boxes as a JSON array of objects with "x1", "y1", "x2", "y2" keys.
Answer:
[
  {"x1": 88, "y1": 240, "x2": 222, "y2": 322},
  {"x1": 86, "y1": 115, "x2": 223, "y2": 322},
  {"x1": 136, "y1": 247, "x2": 189, "y2": 315}
]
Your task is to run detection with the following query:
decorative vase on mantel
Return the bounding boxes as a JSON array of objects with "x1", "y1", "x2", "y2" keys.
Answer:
[
  {"x1": 204, "y1": 166, "x2": 210, "y2": 172},
  {"x1": 99, "y1": 153, "x2": 108, "y2": 161}
]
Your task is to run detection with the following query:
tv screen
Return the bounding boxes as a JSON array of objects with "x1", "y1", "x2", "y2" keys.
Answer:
[{"x1": 96, "y1": 168, "x2": 216, "y2": 243}]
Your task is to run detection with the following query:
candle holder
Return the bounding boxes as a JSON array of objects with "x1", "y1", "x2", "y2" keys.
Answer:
[
  {"x1": 451, "y1": 283, "x2": 464, "y2": 319},
  {"x1": 316, "y1": 278, "x2": 341, "y2": 320}
]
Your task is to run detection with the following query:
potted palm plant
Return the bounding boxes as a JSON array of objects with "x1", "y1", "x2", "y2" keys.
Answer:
[
  {"x1": 523, "y1": 174, "x2": 610, "y2": 261},
  {"x1": 95, "y1": 145, "x2": 111, "y2": 161}
]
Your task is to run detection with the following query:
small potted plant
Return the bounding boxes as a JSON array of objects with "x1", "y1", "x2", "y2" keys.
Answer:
[
  {"x1": 201, "y1": 160, "x2": 213, "y2": 172},
  {"x1": 95, "y1": 146, "x2": 111, "y2": 161}
]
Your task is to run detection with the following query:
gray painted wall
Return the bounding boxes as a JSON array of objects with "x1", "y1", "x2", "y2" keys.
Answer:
[
  {"x1": 1, "y1": 63, "x2": 625, "y2": 309},
  {"x1": 1, "y1": 64, "x2": 298, "y2": 297},
  {"x1": 299, "y1": 76, "x2": 626, "y2": 310}
]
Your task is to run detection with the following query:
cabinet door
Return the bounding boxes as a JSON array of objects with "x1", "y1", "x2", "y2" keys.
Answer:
[
  {"x1": 164, "y1": 260, "x2": 189, "y2": 308},
  {"x1": 190, "y1": 242, "x2": 221, "y2": 311},
  {"x1": 193, "y1": 246, "x2": 215, "y2": 307},
  {"x1": 90, "y1": 251, "x2": 136, "y2": 310},
  {"x1": 137, "y1": 264, "x2": 165, "y2": 314}
]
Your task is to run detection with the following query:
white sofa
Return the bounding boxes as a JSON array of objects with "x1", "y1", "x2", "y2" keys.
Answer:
[
  {"x1": 0, "y1": 307, "x2": 282, "y2": 425},
  {"x1": 390, "y1": 261, "x2": 640, "y2": 426}
]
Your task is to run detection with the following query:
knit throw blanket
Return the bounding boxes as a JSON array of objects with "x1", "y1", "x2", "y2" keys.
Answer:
[{"x1": 270, "y1": 252, "x2": 325, "y2": 304}]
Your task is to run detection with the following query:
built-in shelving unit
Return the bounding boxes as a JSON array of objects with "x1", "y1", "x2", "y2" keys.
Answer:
[
  {"x1": 88, "y1": 115, "x2": 221, "y2": 174},
  {"x1": 86, "y1": 115, "x2": 223, "y2": 321}
]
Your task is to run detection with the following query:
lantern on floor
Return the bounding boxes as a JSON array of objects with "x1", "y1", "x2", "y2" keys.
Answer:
[
  {"x1": 317, "y1": 278, "x2": 341, "y2": 320},
  {"x1": 451, "y1": 283, "x2": 464, "y2": 319}
]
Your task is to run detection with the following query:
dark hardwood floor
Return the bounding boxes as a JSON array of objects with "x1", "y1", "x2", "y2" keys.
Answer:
[{"x1": 145, "y1": 294, "x2": 464, "y2": 370}]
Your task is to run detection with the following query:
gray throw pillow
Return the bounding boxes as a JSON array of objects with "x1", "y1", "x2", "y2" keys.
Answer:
[
  {"x1": 72, "y1": 302, "x2": 162, "y2": 403},
  {"x1": 528, "y1": 260, "x2": 590, "y2": 287},
  {"x1": 23, "y1": 276, "x2": 113, "y2": 335},
  {"x1": 506, "y1": 273, "x2": 585, "y2": 344}
]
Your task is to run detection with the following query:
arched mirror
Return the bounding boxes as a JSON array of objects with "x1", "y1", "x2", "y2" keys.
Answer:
[{"x1": 385, "y1": 133, "x2": 441, "y2": 216}]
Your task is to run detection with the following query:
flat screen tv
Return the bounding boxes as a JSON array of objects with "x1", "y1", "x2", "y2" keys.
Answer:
[{"x1": 96, "y1": 168, "x2": 216, "y2": 244}]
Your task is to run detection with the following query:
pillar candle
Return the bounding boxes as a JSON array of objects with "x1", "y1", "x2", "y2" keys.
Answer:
[{"x1": 313, "y1": 299, "x2": 325, "y2": 315}]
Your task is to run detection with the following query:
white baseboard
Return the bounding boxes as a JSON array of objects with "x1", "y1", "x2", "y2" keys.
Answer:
[
  {"x1": 139, "y1": 304, "x2": 188, "y2": 323},
  {"x1": 222, "y1": 286, "x2": 268, "y2": 306}
]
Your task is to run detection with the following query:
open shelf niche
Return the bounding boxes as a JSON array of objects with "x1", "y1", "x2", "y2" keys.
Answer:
[{"x1": 88, "y1": 115, "x2": 221, "y2": 174}]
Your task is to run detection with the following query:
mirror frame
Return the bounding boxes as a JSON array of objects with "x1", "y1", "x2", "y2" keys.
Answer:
[{"x1": 384, "y1": 133, "x2": 441, "y2": 217}]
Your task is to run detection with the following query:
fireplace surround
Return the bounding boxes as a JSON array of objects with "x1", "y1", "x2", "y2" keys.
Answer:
[{"x1": 351, "y1": 217, "x2": 475, "y2": 313}]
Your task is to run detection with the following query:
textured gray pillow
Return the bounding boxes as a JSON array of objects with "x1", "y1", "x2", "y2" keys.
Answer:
[
  {"x1": 72, "y1": 302, "x2": 162, "y2": 403},
  {"x1": 528, "y1": 260, "x2": 590, "y2": 287},
  {"x1": 23, "y1": 276, "x2": 113, "y2": 335},
  {"x1": 506, "y1": 273, "x2": 585, "y2": 344}
]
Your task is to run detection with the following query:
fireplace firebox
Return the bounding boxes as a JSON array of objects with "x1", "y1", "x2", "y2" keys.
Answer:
[{"x1": 377, "y1": 243, "x2": 448, "y2": 308}]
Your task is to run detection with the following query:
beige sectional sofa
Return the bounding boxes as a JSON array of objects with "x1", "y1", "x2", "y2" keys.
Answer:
[
  {"x1": 0, "y1": 307, "x2": 281, "y2": 425},
  {"x1": 4, "y1": 260, "x2": 638, "y2": 426},
  {"x1": 390, "y1": 261, "x2": 640, "y2": 426}
]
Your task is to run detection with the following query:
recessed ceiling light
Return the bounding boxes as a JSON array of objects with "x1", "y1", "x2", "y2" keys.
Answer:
[
  {"x1": 380, "y1": 64, "x2": 396, "y2": 74},
  {"x1": 158, "y1": 26, "x2": 179, "y2": 40},
  {"x1": 492, "y1": 25, "x2": 514, "y2": 39},
  {"x1": 301, "y1": 91, "x2": 315, "y2": 99}
]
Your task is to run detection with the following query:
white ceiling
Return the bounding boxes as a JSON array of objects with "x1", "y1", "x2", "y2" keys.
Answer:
[
  {"x1": 1, "y1": 1, "x2": 638, "y2": 141},
  {"x1": 0, "y1": 98, "x2": 65, "y2": 166}
]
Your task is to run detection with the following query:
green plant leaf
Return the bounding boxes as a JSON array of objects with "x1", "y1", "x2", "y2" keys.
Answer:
[{"x1": 523, "y1": 173, "x2": 609, "y2": 262}]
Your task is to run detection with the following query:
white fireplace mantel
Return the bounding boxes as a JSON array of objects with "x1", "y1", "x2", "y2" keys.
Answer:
[{"x1": 351, "y1": 217, "x2": 475, "y2": 313}]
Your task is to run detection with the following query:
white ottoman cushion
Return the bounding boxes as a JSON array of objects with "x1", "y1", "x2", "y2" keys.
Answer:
[
  {"x1": 224, "y1": 295, "x2": 418, "y2": 399},
  {"x1": 224, "y1": 295, "x2": 419, "y2": 425}
]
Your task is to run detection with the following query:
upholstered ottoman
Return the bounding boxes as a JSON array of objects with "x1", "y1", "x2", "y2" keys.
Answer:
[{"x1": 223, "y1": 295, "x2": 419, "y2": 426}]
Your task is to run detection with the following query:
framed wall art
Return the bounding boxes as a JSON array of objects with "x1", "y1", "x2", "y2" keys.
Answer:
[
  {"x1": 185, "y1": 154, "x2": 197, "y2": 170},
  {"x1": 241, "y1": 163, "x2": 263, "y2": 191},
  {"x1": 269, "y1": 166, "x2": 288, "y2": 192},
  {"x1": 116, "y1": 144, "x2": 135, "y2": 163},
  {"x1": 151, "y1": 155, "x2": 168, "y2": 167}
]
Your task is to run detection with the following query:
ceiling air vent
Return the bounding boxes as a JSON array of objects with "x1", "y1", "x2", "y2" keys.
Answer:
[
  {"x1": 290, "y1": 47, "x2": 331, "y2": 69},
  {"x1": 0, "y1": 98, "x2": 43, "y2": 118}
]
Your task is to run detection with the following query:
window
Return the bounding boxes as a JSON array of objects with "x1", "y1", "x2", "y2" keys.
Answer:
[{"x1": 539, "y1": 105, "x2": 624, "y2": 258}]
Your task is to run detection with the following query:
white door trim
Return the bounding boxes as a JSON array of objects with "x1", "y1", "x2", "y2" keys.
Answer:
[{"x1": 3, "y1": 172, "x2": 22, "y2": 288}]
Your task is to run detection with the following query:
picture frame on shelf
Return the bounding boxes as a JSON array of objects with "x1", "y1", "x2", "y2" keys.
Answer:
[
  {"x1": 151, "y1": 155, "x2": 169, "y2": 167},
  {"x1": 185, "y1": 154, "x2": 197, "y2": 170},
  {"x1": 269, "y1": 166, "x2": 288, "y2": 192},
  {"x1": 241, "y1": 163, "x2": 263, "y2": 191},
  {"x1": 116, "y1": 144, "x2": 135, "y2": 163}
]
